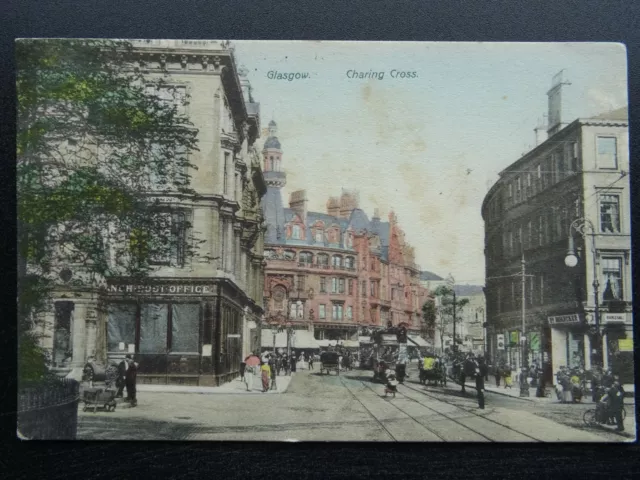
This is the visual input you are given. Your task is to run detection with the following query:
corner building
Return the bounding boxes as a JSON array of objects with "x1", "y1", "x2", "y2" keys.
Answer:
[
  {"x1": 481, "y1": 108, "x2": 633, "y2": 384},
  {"x1": 260, "y1": 121, "x2": 427, "y2": 351},
  {"x1": 39, "y1": 40, "x2": 267, "y2": 386}
]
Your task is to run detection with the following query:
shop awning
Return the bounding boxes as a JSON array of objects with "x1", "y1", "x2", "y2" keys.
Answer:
[
  {"x1": 408, "y1": 335, "x2": 431, "y2": 347},
  {"x1": 292, "y1": 330, "x2": 320, "y2": 349},
  {"x1": 317, "y1": 339, "x2": 330, "y2": 347},
  {"x1": 359, "y1": 336, "x2": 373, "y2": 344},
  {"x1": 342, "y1": 340, "x2": 360, "y2": 348},
  {"x1": 261, "y1": 330, "x2": 288, "y2": 348}
]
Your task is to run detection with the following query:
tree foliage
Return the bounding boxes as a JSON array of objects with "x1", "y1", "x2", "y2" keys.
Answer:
[
  {"x1": 423, "y1": 285, "x2": 470, "y2": 350},
  {"x1": 17, "y1": 39, "x2": 203, "y2": 381}
]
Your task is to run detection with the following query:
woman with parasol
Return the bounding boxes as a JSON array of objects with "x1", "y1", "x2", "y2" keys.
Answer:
[{"x1": 243, "y1": 354, "x2": 261, "y2": 391}]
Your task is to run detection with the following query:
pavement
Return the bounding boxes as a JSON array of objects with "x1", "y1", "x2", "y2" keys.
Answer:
[
  {"x1": 135, "y1": 371, "x2": 294, "y2": 395},
  {"x1": 77, "y1": 368, "x2": 633, "y2": 442},
  {"x1": 464, "y1": 378, "x2": 635, "y2": 404}
]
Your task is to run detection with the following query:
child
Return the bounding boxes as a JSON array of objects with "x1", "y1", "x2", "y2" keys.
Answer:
[{"x1": 385, "y1": 373, "x2": 399, "y2": 398}]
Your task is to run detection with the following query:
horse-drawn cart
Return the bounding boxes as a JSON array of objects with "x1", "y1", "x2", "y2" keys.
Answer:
[
  {"x1": 419, "y1": 356, "x2": 447, "y2": 386},
  {"x1": 320, "y1": 351, "x2": 341, "y2": 375}
]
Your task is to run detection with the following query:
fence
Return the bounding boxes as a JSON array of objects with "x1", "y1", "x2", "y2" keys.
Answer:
[{"x1": 18, "y1": 377, "x2": 80, "y2": 440}]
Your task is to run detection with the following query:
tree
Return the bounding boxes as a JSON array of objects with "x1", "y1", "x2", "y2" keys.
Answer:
[
  {"x1": 421, "y1": 296, "x2": 436, "y2": 341},
  {"x1": 430, "y1": 285, "x2": 470, "y2": 352},
  {"x1": 17, "y1": 39, "x2": 202, "y2": 383}
]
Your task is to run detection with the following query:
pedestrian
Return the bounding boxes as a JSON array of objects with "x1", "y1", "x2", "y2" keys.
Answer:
[
  {"x1": 476, "y1": 357, "x2": 487, "y2": 409},
  {"x1": 240, "y1": 361, "x2": 246, "y2": 382},
  {"x1": 260, "y1": 361, "x2": 271, "y2": 393},
  {"x1": 308, "y1": 355, "x2": 314, "y2": 370},
  {"x1": 124, "y1": 354, "x2": 138, "y2": 407},
  {"x1": 290, "y1": 353, "x2": 297, "y2": 373},
  {"x1": 244, "y1": 365, "x2": 255, "y2": 391},
  {"x1": 503, "y1": 364, "x2": 513, "y2": 389},
  {"x1": 115, "y1": 357, "x2": 127, "y2": 398},
  {"x1": 601, "y1": 376, "x2": 625, "y2": 431},
  {"x1": 495, "y1": 363, "x2": 501, "y2": 387},
  {"x1": 269, "y1": 357, "x2": 277, "y2": 391}
]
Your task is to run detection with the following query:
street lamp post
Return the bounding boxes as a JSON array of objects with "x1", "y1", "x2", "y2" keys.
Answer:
[
  {"x1": 519, "y1": 253, "x2": 530, "y2": 397},
  {"x1": 565, "y1": 218, "x2": 601, "y2": 368},
  {"x1": 271, "y1": 325, "x2": 279, "y2": 354}
]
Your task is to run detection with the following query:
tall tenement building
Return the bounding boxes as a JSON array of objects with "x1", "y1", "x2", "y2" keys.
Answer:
[
  {"x1": 260, "y1": 121, "x2": 429, "y2": 351},
  {"x1": 481, "y1": 106, "x2": 632, "y2": 384},
  {"x1": 38, "y1": 40, "x2": 267, "y2": 387}
]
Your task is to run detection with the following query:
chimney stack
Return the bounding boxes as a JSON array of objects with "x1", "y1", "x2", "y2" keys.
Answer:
[
  {"x1": 289, "y1": 190, "x2": 308, "y2": 222},
  {"x1": 327, "y1": 196, "x2": 340, "y2": 217}
]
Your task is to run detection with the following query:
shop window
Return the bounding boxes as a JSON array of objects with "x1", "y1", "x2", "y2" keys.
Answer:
[
  {"x1": 319, "y1": 304, "x2": 326, "y2": 319},
  {"x1": 171, "y1": 304, "x2": 200, "y2": 353},
  {"x1": 600, "y1": 195, "x2": 620, "y2": 233},
  {"x1": 597, "y1": 136, "x2": 617, "y2": 169},
  {"x1": 601, "y1": 257, "x2": 623, "y2": 301},
  {"x1": 107, "y1": 303, "x2": 136, "y2": 353},
  {"x1": 139, "y1": 304, "x2": 169, "y2": 353},
  {"x1": 567, "y1": 332, "x2": 584, "y2": 369}
]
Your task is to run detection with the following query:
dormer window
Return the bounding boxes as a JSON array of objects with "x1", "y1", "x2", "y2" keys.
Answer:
[
  {"x1": 292, "y1": 224, "x2": 303, "y2": 240},
  {"x1": 315, "y1": 230, "x2": 324, "y2": 242}
]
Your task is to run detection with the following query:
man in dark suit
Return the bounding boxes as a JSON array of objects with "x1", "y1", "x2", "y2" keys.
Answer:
[
  {"x1": 115, "y1": 358, "x2": 127, "y2": 398},
  {"x1": 124, "y1": 355, "x2": 138, "y2": 407},
  {"x1": 476, "y1": 357, "x2": 487, "y2": 409}
]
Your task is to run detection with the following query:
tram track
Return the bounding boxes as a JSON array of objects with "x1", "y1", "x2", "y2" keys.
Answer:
[
  {"x1": 338, "y1": 374, "x2": 447, "y2": 441},
  {"x1": 353, "y1": 378, "x2": 493, "y2": 442},
  {"x1": 400, "y1": 381, "x2": 542, "y2": 442}
]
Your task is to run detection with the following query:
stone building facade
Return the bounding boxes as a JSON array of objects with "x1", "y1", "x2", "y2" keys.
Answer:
[
  {"x1": 37, "y1": 40, "x2": 266, "y2": 386},
  {"x1": 260, "y1": 121, "x2": 428, "y2": 351},
  {"x1": 481, "y1": 107, "x2": 632, "y2": 384}
]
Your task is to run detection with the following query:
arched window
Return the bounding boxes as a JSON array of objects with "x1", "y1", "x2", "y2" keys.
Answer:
[
  {"x1": 345, "y1": 256, "x2": 355, "y2": 269},
  {"x1": 317, "y1": 253, "x2": 329, "y2": 266},
  {"x1": 299, "y1": 251, "x2": 313, "y2": 264}
]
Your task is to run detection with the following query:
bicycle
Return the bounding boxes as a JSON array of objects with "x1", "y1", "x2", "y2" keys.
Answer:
[{"x1": 583, "y1": 406, "x2": 627, "y2": 427}]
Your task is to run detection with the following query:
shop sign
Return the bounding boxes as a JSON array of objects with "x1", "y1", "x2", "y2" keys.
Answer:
[
  {"x1": 107, "y1": 284, "x2": 213, "y2": 295},
  {"x1": 604, "y1": 313, "x2": 626, "y2": 323},
  {"x1": 547, "y1": 314, "x2": 581, "y2": 326},
  {"x1": 528, "y1": 333, "x2": 540, "y2": 351},
  {"x1": 618, "y1": 339, "x2": 633, "y2": 352},
  {"x1": 496, "y1": 334, "x2": 505, "y2": 350},
  {"x1": 380, "y1": 334, "x2": 397, "y2": 345},
  {"x1": 227, "y1": 334, "x2": 241, "y2": 338}
]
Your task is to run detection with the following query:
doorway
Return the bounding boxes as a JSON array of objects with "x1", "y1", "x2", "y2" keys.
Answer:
[{"x1": 53, "y1": 301, "x2": 74, "y2": 367}]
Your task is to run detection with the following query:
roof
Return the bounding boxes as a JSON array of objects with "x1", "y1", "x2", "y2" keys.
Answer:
[
  {"x1": 453, "y1": 284, "x2": 484, "y2": 296},
  {"x1": 264, "y1": 136, "x2": 281, "y2": 149},
  {"x1": 420, "y1": 271, "x2": 444, "y2": 281},
  {"x1": 591, "y1": 107, "x2": 628, "y2": 121},
  {"x1": 261, "y1": 187, "x2": 286, "y2": 243},
  {"x1": 348, "y1": 208, "x2": 370, "y2": 232}
]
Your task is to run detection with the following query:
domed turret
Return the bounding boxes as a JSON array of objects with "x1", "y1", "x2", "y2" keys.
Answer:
[{"x1": 262, "y1": 118, "x2": 283, "y2": 173}]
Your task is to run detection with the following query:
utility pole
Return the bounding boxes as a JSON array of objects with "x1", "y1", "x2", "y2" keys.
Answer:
[
  {"x1": 452, "y1": 289, "x2": 457, "y2": 352},
  {"x1": 520, "y1": 253, "x2": 530, "y2": 397}
]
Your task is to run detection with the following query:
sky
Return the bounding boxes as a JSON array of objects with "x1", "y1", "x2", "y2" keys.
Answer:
[{"x1": 232, "y1": 41, "x2": 628, "y2": 285}]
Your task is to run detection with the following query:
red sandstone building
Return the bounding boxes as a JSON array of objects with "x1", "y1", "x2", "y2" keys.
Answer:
[{"x1": 260, "y1": 121, "x2": 429, "y2": 351}]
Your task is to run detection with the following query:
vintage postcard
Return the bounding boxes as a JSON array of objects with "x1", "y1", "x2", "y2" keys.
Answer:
[{"x1": 17, "y1": 40, "x2": 633, "y2": 442}]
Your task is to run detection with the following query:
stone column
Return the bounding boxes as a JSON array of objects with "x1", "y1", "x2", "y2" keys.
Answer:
[
  {"x1": 602, "y1": 332, "x2": 609, "y2": 370},
  {"x1": 85, "y1": 307, "x2": 97, "y2": 361},
  {"x1": 71, "y1": 302, "x2": 87, "y2": 367},
  {"x1": 583, "y1": 333, "x2": 591, "y2": 371}
]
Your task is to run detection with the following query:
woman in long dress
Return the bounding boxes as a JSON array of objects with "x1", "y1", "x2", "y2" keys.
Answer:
[{"x1": 261, "y1": 362, "x2": 271, "y2": 393}]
